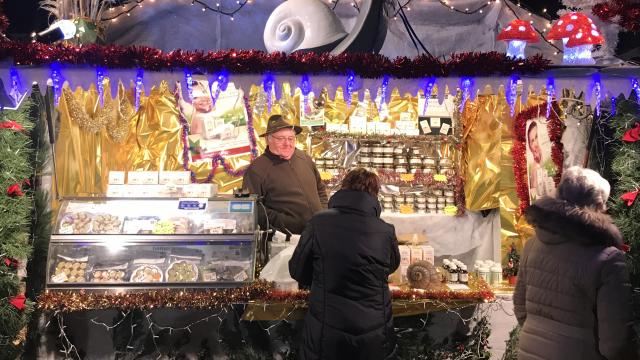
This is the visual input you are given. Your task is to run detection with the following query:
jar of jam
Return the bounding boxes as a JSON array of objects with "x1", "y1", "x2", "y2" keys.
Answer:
[
  {"x1": 371, "y1": 142, "x2": 384, "y2": 155},
  {"x1": 382, "y1": 143, "x2": 395, "y2": 155},
  {"x1": 409, "y1": 157, "x2": 423, "y2": 166},
  {"x1": 423, "y1": 157, "x2": 436, "y2": 168},
  {"x1": 394, "y1": 156, "x2": 408, "y2": 166},
  {"x1": 371, "y1": 155, "x2": 385, "y2": 168}
]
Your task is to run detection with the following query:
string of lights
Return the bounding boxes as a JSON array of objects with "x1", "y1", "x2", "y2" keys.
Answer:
[
  {"x1": 45, "y1": 298, "x2": 514, "y2": 358},
  {"x1": 437, "y1": 0, "x2": 496, "y2": 15},
  {"x1": 103, "y1": 0, "x2": 251, "y2": 22},
  {"x1": 388, "y1": 0, "x2": 563, "y2": 55}
]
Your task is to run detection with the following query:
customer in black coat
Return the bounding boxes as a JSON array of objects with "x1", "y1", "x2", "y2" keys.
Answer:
[{"x1": 289, "y1": 168, "x2": 401, "y2": 360}]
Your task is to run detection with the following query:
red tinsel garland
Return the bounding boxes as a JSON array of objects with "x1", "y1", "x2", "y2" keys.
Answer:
[
  {"x1": 593, "y1": 0, "x2": 640, "y2": 32},
  {"x1": 0, "y1": 39, "x2": 551, "y2": 78},
  {"x1": 512, "y1": 102, "x2": 564, "y2": 214}
]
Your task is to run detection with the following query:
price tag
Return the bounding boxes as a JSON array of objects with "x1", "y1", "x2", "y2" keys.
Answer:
[
  {"x1": 319, "y1": 172, "x2": 333, "y2": 181},
  {"x1": 178, "y1": 198, "x2": 208, "y2": 211},
  {"x1": 444, "y1": 205, "x2": 458, "y2": 216},
  {"x1": 204, "y1": 219, "x2": 236, "y2": 230},
  {"x1": 399, "y1": 204, "x2": 414, "y2": 214},
  {"x1": 439, "y1": 123, "x2": 451, "y2": 135},
  {"x1": 234, "y1": 270, "x2": 249, "y2": 282},
  {"x1": 419, "y1": 119, "x2": 432, "y2": 134},
  {"x1": 203, "y1": 272, "x2": 217, "y2": 282},
  {"x1": 434, "y1": 174, "x2": 448, "y2": 182},
  {"x1": 400, "y1": 174, "x2": 415, "y2": 182},
  {"x1": 229, "y1": 201, "x2": 253, "y2": 213},
  {"x1": 430, "y1": 117, "x2": 441, "y2": 128},
  {"x1": 51, "y1": 273, "x2": 68, "y2": 283}
]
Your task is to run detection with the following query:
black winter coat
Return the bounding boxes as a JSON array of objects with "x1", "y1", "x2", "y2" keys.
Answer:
[
  {"x1": 514, "y1": 197, "x2": 638, "y2": 360},
  {"x1": 289, "y1": 189, "x2": 400, "y2": 360}
]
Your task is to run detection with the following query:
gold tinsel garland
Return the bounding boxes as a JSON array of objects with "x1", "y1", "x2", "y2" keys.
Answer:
[
  {"x1": 63, "y1": 87, "x2": 111, "y2": 133},
  {"x1": 38, "y1": 279, "x2": 494, "y2": 312},
  {"x1": 106, "y1": 95, "x2": 133, "y2": 143}
]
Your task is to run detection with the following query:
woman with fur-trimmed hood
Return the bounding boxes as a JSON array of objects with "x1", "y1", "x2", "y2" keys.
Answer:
[{"x1": 514, "y1": 166, "x2": 638, "y2": 360}]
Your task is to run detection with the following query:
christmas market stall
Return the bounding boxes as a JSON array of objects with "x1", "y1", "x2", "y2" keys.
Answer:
[{"x1": 0, "y1": 0, "x2": 638, "y2": 358}]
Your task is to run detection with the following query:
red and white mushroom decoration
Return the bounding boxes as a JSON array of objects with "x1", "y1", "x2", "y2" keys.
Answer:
[
  {"x1": 497, "y1": 19, "x2": 539, "y2": 59},
  {"x1": 547, "y1": 12, "x2": 604, "y2": 65}
]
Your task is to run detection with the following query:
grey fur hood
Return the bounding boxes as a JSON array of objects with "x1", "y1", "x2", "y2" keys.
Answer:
[{"x1": 525, "y1": 197, "x2": 623, "y2": 248}]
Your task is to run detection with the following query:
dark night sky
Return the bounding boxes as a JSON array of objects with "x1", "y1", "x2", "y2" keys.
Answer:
[{"x1": 3, "y1": 0, "x2": 637, "y2": 55}]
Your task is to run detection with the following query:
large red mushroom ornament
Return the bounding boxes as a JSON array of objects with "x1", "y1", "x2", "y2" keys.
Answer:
[
  {"x1": 497, "y1": 19, "x2": 539, "y2": 59},
  {"x1": 547, "y1": 12, "x2": 604, "y2": 65}
]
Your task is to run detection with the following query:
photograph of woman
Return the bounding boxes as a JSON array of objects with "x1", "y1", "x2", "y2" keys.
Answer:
[{"x1": 526, "y1": 120, "x2": 557, "y2": 203}]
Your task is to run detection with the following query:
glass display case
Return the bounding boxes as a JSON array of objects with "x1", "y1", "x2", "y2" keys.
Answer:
[{"x1": 46, "y1": 196, "x2": 258, "y2": 290}]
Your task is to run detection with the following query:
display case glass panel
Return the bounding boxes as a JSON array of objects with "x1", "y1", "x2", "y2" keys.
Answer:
[
  {"x1": 47, "y1": 196, "x2": 258, "y2": 290},
  {"x1": 55, "y1": 197, "x2": 256, "y2": 235}
]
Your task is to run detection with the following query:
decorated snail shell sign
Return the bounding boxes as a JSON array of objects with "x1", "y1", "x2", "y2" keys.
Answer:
[
  {"x1": 407, "y1": 260, "x2": 440, "y2": 289},
  {"x1": 264, "y1": 0, "x2": 387, "y2": 54}
]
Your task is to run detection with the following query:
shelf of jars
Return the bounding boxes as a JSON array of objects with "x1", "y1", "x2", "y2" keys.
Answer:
[{"x1": 311, "y1": 131, "x2": 464, "y2": 216}]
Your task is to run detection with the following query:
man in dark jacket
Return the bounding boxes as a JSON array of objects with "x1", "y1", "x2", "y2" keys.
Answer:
[
  {"x1": 242, "y1": 115, "x2": 328, "y2": 235},
  {"x1": 289, "y1": 168, "x2": 401, "y2": 360},
  {"x1": 514, "y1": 166, "x2": 638, "y2": 360}
]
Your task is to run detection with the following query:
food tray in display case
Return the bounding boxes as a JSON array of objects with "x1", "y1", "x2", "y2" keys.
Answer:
[{"x1": 46, "y1": 196, "x2": 258, "y2": 290}]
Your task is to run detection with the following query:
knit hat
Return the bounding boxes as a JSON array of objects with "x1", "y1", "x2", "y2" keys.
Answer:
[{"x1": 556, "y1": 166, "x2": 610, "y2": 210}]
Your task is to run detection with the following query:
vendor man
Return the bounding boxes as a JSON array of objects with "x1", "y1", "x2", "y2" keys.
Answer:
[{"x1": 242, "y1": 115, "x2": 328, "y2": 235}]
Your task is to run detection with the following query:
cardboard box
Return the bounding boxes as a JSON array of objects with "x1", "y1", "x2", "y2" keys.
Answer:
[
  {"x1": 421, "y1": 245, "x2": 435, "y2": 265},
  {"x1": 399, "y1": 245, "x2": 411, "y2": 266},
  {"x1": 159, "y1": 171, "x2": 191, "y2": 185},
  {"x1": 410, "y1": 247, "x2": 423, "y2": 264},
  {"x1": 128, "y1": 171, "x2": 158, "y2": 185},
  {"x1": 108, "y1": 171, "x2": 125, "y2": 185}
]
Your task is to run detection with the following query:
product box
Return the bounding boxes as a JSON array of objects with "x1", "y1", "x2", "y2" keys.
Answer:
[
  {"x1": 106, "y1": 184, "x2": 125, "y2": 197},
  {"x1": 410, "y1": 246, "x2": 423, "y2": 264},
  {"x1": 159, "y1": 171, "x2": 191, "y2": 185},
  {"x1": 183, "y1": 184, "x2": 217, "y2": 198},
  {"x1": 108, "y1": 171, "x2": 126, "y2": 185},
  {"x1": 127, "y1": 171, "x2": 158, "y2": 185},
  {"x1": 421, "y1": 245, "x2": 435, "y2": 265},
  {"x1": 399, "y1": 245, "x2": 411, "y2": 266}
]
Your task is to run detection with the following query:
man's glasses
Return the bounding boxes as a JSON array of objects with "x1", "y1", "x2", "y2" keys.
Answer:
[{"x1": 270, "y1": 135, "x2": 296, "y2": 144}]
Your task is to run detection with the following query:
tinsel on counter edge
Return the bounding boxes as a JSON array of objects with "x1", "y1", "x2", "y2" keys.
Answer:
[
  {"x1": 38, "y1": 279, "x2": 494, "y2": 312},
  {"x1": 0, "y1": 40, "x2": 551, "y2": 78},
  {"x1": 512, "y1": 102, "x2": 564, "y2": 215}
]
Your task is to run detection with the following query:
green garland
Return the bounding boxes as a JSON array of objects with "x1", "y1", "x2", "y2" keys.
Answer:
[
  {"x1": 607, "y1": 97, "x2": 640, "y2": 287},
  {"x1": 0, "y1": 98, "x2": 35, "y2": 359},
  {"x1": 501, "y1": 325, "x2": 521, "y2": 360}
]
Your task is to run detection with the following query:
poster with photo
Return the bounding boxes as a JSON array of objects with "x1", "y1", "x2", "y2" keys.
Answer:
[
  {"x1": 178, "y1": 79, "x2": 251, "y2": 161},
  {"x1": 526, "y1": 118, "x2": 558, "y2": 203},
  {"x1": 300, "y1": 92, "x2": 325, "y2": 127}
]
